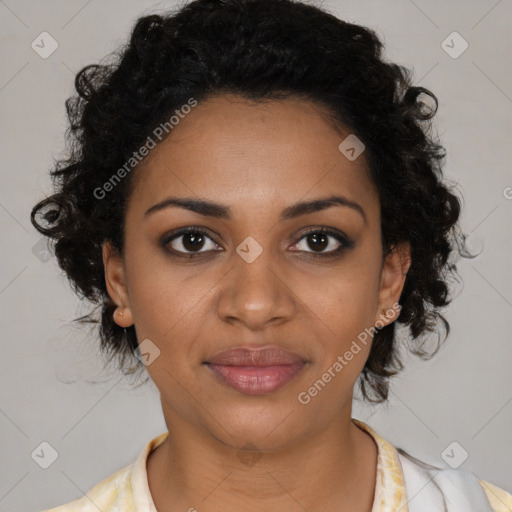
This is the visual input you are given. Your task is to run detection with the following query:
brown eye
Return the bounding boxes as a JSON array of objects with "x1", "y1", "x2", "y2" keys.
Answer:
[
  {"x1": 292, "y1": 228, "x2": 353, "y2": 257},
  {"x1": 182, "y1": 231, "x2": 206, "y2": 251},
  {"x1": 164, "y1": 229, "x2": 220, "y2": 255},
  {"x1": 305, "y1": 232, "x2": 329, "y2": 252}
]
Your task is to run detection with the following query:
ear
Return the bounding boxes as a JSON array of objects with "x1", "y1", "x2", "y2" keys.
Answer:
[
  {"x1": 374, "y1": 241, "x2": 411, "y2": 327},
  {"x1": 102, "y1": 241, "x2": 134, "y2": 328}
]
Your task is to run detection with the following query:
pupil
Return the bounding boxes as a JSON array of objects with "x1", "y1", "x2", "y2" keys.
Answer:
[
  {"x1": 309, "y1": 233, "x2": 327, "y2": 252},
  {"x1": 183, "y1": 232, "x2": 204, "y2": 251}
]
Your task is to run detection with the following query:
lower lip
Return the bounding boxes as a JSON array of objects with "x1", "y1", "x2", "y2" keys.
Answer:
[{"x1": 205, "y1": 363, "x2": 306, "y2": 395}]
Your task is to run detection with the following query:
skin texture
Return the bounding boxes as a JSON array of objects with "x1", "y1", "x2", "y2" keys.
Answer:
[{"x1": 103, "y1": 94, "x2": 411, "y2": 512}]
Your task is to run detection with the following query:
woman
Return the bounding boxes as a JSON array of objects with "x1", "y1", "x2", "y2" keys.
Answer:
[{"x1": 32, "y1": 0, "x2": 511, "y2": 510}]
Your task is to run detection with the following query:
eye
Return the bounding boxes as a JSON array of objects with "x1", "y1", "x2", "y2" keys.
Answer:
[
  {"x1": 291, "y1": 227, "x2": 353, "y2": 257},
  {"x1": 163, "y1": 227, "x2": 221, "y2": 257},
  {"x1": 162, "y1": 226, "x2": 354, "y2": 259}
]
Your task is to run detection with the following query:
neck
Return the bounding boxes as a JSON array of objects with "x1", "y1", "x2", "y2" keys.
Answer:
[{"x1": 147, "y1": 409, "x2": 378, "y2": 512}]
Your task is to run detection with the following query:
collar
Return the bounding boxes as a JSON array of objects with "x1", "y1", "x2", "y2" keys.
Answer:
[
  {"x1": 352, "y1": 418, "x2": 408, "y2": 512},
  {"x1": 130, "y1": 431, "x2": 168, "y2": 512}
]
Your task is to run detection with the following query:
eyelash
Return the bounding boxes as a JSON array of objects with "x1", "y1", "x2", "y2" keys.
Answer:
[{"x1": 161, "y1": 225, "x2": 354, "y2": 259}]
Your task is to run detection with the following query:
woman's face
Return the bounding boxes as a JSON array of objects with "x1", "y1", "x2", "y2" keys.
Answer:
[{"x1": 104, "y1": 94, "x2": 409, "y2": 450}]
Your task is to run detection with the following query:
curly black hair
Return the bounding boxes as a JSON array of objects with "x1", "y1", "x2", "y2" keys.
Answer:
[{"x1": 30, "y1": 0, "x2": 474, "y2": 403}]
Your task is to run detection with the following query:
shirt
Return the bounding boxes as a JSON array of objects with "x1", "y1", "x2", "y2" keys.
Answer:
[{"x1": 41, "y1": 418, "x2": 512, "y2": 512}]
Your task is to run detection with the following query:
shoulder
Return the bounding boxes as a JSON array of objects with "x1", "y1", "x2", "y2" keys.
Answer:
[
  {"x1": 40, "y1": 462, "x2": 135, "y2": 512},
  {"x1": 396, "y1": 449, "x2": 510, "y2": 511},
  {"x1": 353, "y1": 419, "x2": 512, "y2": 512},
  {"x1": 478, "y1": 479, "x2": 512, "y2": 512},
  {"x1": 39, "y1": 431, "x2": 168, "y2": 512}
]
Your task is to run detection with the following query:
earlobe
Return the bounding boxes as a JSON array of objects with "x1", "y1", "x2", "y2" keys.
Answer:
[
  {"x1": 374, "y1": 242, "x2": 411, "y2": 327},
  {"x1": 102, "y1": 241, "x2": 134, "y2": 327}
]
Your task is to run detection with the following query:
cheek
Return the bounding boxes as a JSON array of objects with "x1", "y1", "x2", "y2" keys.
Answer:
[
  {"x1": 312, "y1": 291, "x2": 375, "y2": 391},
  {"x1": 124, "y1": 258, "x2": 219, "y2": 374},
  {"x1": 320, "y1": 271, "x2": 379, "y2": 331},
  {"x1": 124, "y1": 239, "x2": 202, "y2": 325},
  {"x1": 311, "y1": 273, "x2": 379, "y2": 379},
  {"x1": 129, "y1": 273, "x2": 209, "y2": 340}
]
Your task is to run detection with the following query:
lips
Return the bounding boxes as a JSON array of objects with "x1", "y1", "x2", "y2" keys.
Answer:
[
  {"x1": 204, "y1": 346, "x2": 308, "y2": 395},
  {"x1": 205, "y1": 346, "x2": 306, "y2": 366}
]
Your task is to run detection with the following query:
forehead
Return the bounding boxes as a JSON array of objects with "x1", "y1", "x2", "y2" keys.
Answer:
[{"x1": 127, "y1": 94, "x2": 379, "y2": 222}]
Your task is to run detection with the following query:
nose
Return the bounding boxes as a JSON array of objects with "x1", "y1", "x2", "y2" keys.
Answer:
[{"x1": 216, "y1": 244, "x2": 296, "y2": 330}]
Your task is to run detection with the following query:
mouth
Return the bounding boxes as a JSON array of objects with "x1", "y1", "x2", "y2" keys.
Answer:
[{"x1": 203, "y1": 346, "x2": 308, "y2": 395}]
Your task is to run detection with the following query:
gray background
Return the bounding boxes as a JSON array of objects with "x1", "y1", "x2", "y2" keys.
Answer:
[{"x1": 0, "y1": 0, "x2": 511, "y2": 510}]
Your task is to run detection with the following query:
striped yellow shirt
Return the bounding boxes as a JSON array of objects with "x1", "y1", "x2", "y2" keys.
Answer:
[{"x1": 42, "y1": 419, "x2": 512, "y2": 511}]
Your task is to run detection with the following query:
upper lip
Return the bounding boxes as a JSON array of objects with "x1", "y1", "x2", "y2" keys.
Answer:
[{"x1": 205, "y1": 346, "x2": 306, "y2": 366}]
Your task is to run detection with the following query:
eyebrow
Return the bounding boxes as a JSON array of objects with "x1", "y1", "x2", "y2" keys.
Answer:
[{"x1": 144, "y1": 194, "x2": 367, "y2": 225}]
